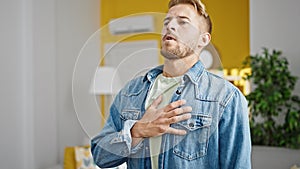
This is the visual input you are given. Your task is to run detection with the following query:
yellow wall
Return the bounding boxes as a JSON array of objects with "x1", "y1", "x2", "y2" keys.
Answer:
[
  {"x1": 101, "y1": 0, "x2": 169, "y2": 25},
  {"x1": 100, "y1": 0, "x2": 249, "y2": 68},
  {"x1": 202, "y1": 0, "x2": 250, "y2": 68},
  {"x1": 100, "y1": 0, "x2": 169, "y2": 64}
]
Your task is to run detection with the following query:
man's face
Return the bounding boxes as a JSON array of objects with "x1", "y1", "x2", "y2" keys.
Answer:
[{"x1": 161, "y1": 4, "x2": 203, "y2": 60}]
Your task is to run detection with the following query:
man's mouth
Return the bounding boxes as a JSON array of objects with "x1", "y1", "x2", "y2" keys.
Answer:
[{"x1": 163, "y1": 34, "x2": 177, "y2": 42}]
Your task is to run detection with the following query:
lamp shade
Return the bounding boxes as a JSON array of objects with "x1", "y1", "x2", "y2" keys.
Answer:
[{"x1": 90, "y1": 66, "x2": 122, "y2": 95}]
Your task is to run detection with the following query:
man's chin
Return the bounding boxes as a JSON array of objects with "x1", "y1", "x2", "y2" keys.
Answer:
[{"x1": 160, "y1": 49, "x2": 181, "y2": 60}]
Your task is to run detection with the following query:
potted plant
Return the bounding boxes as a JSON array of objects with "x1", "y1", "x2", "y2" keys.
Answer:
[{"x1": 243, "y1": 48, "x2": 300, "y2": 149}]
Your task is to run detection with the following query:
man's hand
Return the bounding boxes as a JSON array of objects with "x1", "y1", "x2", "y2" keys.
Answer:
[{"x1": 131, "y1": 95, "x2": 192, "y2": 141}]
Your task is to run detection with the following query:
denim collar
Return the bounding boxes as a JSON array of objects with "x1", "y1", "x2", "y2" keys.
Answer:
[
  {"x1": 143, "y1": 65, "x2": 163, "y2": 83},
  {"x1": 143, "y1": 61, "x2": 205, "y2": 84}
]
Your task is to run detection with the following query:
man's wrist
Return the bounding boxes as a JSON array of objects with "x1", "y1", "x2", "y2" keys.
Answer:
[{"x1": 131, "y1": 121, "x2": 146, "y2": 138}]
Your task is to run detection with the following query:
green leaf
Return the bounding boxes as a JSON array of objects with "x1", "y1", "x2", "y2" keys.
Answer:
[{"x1": 243, "y1": 48, "x2": 300, "y2": 149}]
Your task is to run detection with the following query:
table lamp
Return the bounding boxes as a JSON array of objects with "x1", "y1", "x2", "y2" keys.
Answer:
[{"x1": 90, "y1": 66, "x2": 122, "y2": 127}]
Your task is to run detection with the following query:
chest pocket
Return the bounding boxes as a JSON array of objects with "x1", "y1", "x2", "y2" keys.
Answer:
[
  {"x1": 120, "y1": 109, "x2": 140, "y2": 120},
  {"x1": 172, "y1": 113, "x2": 212, "y2": 161}
]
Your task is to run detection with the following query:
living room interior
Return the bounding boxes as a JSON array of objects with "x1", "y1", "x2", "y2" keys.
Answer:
[{"x1": 1, "y1": 0, "x2": 300, "y2": 169}]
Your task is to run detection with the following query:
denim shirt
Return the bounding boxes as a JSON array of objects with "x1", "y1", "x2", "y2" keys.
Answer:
[{"x1": 91, "y1": 61, "x2": 252, "y2": 169}]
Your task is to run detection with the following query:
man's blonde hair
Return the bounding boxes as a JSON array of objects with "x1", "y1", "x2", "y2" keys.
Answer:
[{"x1": 168, "y1": 0, "x2": 212, "y2": 34}]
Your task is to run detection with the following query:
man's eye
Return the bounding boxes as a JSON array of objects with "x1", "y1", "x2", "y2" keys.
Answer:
[
  {"x1": 163, "y1": 21, "x2": 169, "y2": 26},
  {"x1": 178, "y1": 20, "x2": 188, "y2": 25}
]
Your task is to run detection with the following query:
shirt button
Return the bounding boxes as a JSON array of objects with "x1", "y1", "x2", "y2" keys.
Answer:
[
  {"x1": 176, "y1": 90, "x2": 181, "y2": 95},
  {"x1": 189, "y1": 123, "x2": 195, "y2": 128}
]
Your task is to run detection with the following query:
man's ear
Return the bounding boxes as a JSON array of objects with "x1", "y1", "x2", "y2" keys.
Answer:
[{"x1": 198, "y1": 33, "x2": 211, "y2": 47}]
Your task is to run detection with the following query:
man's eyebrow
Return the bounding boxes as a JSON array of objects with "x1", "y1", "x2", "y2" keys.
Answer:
[
  {"x1": 163, "y1": 16, "x2": 171, "y2": 22},
  {"x1": 177, "y1": 16, "x2": 191, "y2": 21},
  {"x1": 163, "y1": 16, "x2": 191, "y2": 22}
]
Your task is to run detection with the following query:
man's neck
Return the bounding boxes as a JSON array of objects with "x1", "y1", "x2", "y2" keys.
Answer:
[{"x1": 163, "y1": 55, "x2": 199, "y2": 77}]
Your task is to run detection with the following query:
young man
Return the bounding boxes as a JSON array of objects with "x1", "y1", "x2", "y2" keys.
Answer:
[{"x1": 91, "y1": 0, "x2": 251, "y2": 168}]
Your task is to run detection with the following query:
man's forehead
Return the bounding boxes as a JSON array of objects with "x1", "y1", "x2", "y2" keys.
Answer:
[{"x1": 166, "y1": 4, "x2": 198, "y2": 19}]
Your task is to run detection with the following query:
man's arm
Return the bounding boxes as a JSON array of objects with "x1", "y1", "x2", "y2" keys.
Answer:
[
  {"x1": 91, "y1": 96, "x2": 192, "y2": 168},
  {"x1": 91, "y1": 103, "x2": 135, "y2": 168},
  {"x1": 219, "y1": 89, "x2": 252, "y2": 169}
]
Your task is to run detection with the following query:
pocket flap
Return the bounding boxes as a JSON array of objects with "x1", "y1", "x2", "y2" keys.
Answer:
[
  {"x1": 177, "y1": 114, "x2": 212, "y2": 131},
  {"x1": 120, "y1": 109, "x2": 140, "y2": 120}
]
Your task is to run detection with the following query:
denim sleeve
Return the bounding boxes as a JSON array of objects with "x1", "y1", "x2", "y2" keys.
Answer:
[
  {"x1": 219, "y1": 89, "x2": 252, "y2": 169},
  {"x1": 91, "y1": 101, "x2": 144, "y2": 168}
]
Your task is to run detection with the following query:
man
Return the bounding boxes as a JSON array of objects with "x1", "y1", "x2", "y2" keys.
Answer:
[{"x1": 91, "y1": 0, "x2": 251, "y2": 168}]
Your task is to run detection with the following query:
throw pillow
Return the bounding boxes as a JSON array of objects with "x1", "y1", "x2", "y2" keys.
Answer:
[{"x1": 74, "y1": 146, "x2": 100, "y2": 169}]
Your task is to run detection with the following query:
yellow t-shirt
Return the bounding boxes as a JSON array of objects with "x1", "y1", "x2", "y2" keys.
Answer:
[{"x1": 145, "y1": 73, "x2": 182, "y2": 169}]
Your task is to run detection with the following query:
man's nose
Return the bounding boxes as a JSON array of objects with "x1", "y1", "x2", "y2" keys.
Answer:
[{"x1": 167, "y1": 19, "x2": 177, "y2": 31}]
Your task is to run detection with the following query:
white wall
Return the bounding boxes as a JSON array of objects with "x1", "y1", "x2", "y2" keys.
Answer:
[
  {"x1": 0, "y1": 1, "x2": 29, "y2": 168},
  {"x1": 0, "y1": 0, "x2": 100, "y2": 168},
  {"x1": 56, "y1": 0, "x2": 100, "y2": 164},
  {"x1": 250, "y1": 0, "x2": 300, "y2": 168},
  {"x1": 250, "y1": 0, "x2": 300, "y2": 95},
  {"x1": 0, "y1": 0, "x2": 57, "y2": 168},
  {"x1": 33, "y1": 0, "x2": 58, "y2": 168}
]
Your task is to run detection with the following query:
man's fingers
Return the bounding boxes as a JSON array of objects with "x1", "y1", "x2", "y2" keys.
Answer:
[
  {"x1": 166, "y1": 127, "x2": 187, "y2": 135},
  {"x1": 164, "y1": 99, "x2": 186, "y2": 112},
  {"x1": 164, "y1": 106, "x2": 192, "y2": 118},
  {"x1": 165, "y1": 113, "x2": 191, "y2": 124},
  {"x1": 150, "y1": 95, "x2": 163, "y2": 108}
]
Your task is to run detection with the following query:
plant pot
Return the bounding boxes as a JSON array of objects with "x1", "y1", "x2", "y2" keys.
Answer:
[{"x1": 252, "y1": 146, "x2": 300, "y2": 169}]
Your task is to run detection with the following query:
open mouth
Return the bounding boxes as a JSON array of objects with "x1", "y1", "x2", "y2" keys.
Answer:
[{"x1": 164, "y1": 34, "x2": 177, "y2": 42}]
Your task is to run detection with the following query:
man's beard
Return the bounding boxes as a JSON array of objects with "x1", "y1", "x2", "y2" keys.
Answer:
[{"x1": 160, "y1": 43, "x2": 196, "y2": 60}]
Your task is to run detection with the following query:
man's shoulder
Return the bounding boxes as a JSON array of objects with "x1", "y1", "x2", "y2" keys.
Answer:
[
  {"x1": 120, "y1": 65, "x2": 163, "y2": 95},
  {"x1": 120, "y1": 76, "x2": 145, "y2": 96},
  {"x1": 205, "y1": 71, "x2": 237, "y2": 90},
  {"x1": 197, "y1": 70, "x2": 242, "y2": 105}
]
